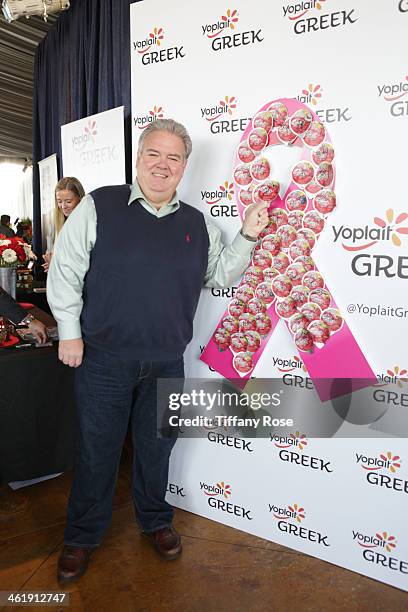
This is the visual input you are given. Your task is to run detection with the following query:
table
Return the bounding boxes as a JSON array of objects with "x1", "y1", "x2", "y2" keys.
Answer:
[
  {"x1": 0, "y1": 307, "x2": 75, "y2": 484},
  {"x1": 16, "y1": 281, "x2": 51, "y2": 314}
]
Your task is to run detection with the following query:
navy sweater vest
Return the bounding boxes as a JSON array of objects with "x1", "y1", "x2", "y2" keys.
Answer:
[{"x1": 81, "y1": 185, "x2": 209, "y2": 359}]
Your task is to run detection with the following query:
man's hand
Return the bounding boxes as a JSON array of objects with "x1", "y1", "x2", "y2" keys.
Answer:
[
  {"x1": 27, "y1": 319, "x2": 48, "y2": 344},
  {"x1": 58, "y1": 338, "x2": 84, "y2": 368},
  {"x1": 242, "y1": 202, "x2": 269, "y2": 239}
]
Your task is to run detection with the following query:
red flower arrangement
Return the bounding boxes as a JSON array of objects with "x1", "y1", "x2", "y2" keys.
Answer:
[{"x1": 0, "y1": 234, "x2": 35, "y2": 267}]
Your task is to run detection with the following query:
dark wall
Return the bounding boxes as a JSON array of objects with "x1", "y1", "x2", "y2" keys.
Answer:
[{"x1": 32, "y1": 0, "x2": 141, "y2": 254}]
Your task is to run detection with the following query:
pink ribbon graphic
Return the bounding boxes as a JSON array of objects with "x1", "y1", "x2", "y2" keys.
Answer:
[{"x1": 200, "y1": 98, "x2": 376, "y2": 400}]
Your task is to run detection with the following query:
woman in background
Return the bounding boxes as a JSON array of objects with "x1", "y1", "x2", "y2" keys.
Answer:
[{"x1": 43, "y1": 177, "x2": 85, "y2": 272}]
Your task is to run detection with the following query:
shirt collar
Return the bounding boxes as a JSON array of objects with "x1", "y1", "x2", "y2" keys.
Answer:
[{"x1": 128, "y1": 179, "x2": 180, "y2": 215}]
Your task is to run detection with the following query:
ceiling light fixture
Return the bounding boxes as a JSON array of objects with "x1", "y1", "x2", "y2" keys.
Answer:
[{"x1": 2, "y1": 0, "x2": 70, "y2": 23}]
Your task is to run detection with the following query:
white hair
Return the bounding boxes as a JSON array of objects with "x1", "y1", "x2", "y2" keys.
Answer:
[{"x1": 137, "y1": 118, "x2": 192, "y2": 159}]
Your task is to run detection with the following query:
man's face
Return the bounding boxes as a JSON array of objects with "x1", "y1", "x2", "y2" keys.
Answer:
[{"x1": 136, "y1": 130, "x2": 187, "y2": 205}]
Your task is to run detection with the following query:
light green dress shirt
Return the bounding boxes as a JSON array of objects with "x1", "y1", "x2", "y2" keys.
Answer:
[{"x1": 47, "y1": 181, "x2": 255, "y2": 340}]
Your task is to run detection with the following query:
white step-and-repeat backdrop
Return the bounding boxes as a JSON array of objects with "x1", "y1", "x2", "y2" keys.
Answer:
[{"x1": 131, "y1": 0, "x2": 408, "y2": 591}]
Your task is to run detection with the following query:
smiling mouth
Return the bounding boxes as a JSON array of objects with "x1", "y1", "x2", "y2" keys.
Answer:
[{"x1": 152, "y1": 172, "x2": 168, "y2": 178}]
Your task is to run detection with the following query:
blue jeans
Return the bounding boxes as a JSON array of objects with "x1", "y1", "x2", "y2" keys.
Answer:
[{"x1": 64, "y1": 346, "x2": 184, "y2": 548}]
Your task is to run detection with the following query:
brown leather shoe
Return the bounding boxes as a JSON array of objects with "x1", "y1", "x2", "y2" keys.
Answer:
[
  {"x1": 147, "y1": 527, "x2": 182, "y2": 560},
  {"x1": 57, "y1": 546, "x2": 92, "y2": 584}
]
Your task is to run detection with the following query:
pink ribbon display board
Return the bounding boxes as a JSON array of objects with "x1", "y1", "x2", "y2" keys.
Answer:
[{"x1": 201, "y1": 98, "x2": 376, "y2": 400}]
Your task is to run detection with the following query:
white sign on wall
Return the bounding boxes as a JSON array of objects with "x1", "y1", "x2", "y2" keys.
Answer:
[
  {"x1": 61, "y1": 106, "x2": 126, "y2": 193},
  {"x1": 131, "y1": 0, "x2": 408, "y2": 592},
  {"x1": 38, "y1": 153, "x2": 58, "y2": 251}
]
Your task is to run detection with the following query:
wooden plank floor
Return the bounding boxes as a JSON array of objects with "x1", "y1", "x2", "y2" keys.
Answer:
[{"x1": 0, "y1": 458, "x2": 407, "y2": 612}]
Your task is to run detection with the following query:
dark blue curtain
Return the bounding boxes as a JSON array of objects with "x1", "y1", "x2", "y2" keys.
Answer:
[{"x1": 32, "y1": 0, "x2": 141, "y2": 255}]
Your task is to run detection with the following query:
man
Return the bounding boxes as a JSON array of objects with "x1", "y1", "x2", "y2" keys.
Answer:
[
  {"x1": 0, "y1": 215, "x2": 15, "y2": 238},
  {"x1": 0, "y1": 286, "x2": 47, "y2": 343},
  {"x1": 47, "y1": 119, "x2": 269, "y2": 584}
]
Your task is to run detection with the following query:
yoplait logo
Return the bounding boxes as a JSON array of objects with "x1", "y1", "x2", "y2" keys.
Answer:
[
  {"x1": 202, "y1": 7, "x2": 263, "y2": 51},
  {"x1": 338, "y1": 211, "x2": 408, "y2": 279},
  {"x1": 201, "y1": 179, "x2": 238, "y2": 218},
  {"x1": 135, "y1": 27, "x2": 164, "y2": 54},
  {"x1": 358, "y1": 528, "x2": 408, "y2": 574},
  {"x1": 271, "y1": 433, "x2": 333, "y2": 473},
  {"x1": 378, "y1": 75, "x2": 408, "y2": 102},
  {"x1": 357, "y1": 451, "x2": 408, "y2": 495},
  {"x1": 202, "y1": 8, "x2": 239, "y2": 38},
  {"x1": 134, "y1": 105, "x2": 164, "y2": 130},
  {"x1": 353, "y1": 531, "x2": 397, "y2": 553},
  {"x1": 284, "y1": 1, "x2": 358, "y2": 35},
  {"x1": 296, "y1": 82, "x2": 351, "y2": 123},
  {"x1": 200, "y1": 481, "x2": 231, "y2": 499},
  {"x1": 282, "y1": 0, "x2": 326, "y2": 20},
  {"x1": 376, "y1": 366, "x2": 408, "y2": 388},
  {"x1": 133, "y1": 26, "x2": 185, "y2": 66},
  {"x1": 333, "y1": 209, "x2": 408, "y2": 252},
  {"x1": 273, "y1": 355, "x2": 306, "y2": 373},
  {"x1": 72, "y1": 119, "x2": 97, "y2": 152},
  {"x1": 202, "y1": 480, "x2": 253, "y2": 520},
  {"x1": 272, "y1": 431, "x2": 308, "y2": 450},
  {"x1": 271, "y1": 503, "x2": 306, "y2": 522},
  {"x1": 297, "y1": 83, "x2": 322, "y2": 106},
  {"x1": 356, "y1": 451, "x2": 401, "y2": 474},
  {"x1": 270, "y1": 502, "x2": 330, "y2": 546},
  {"x1": 378, "y1": 75, "x2": 408, "y2": 117},
  {"x1": 85, "y1": 119, "x2": 97, "y2": 143},
  {"x1": 202, "y1": 95, "x2": 251, "y2": 135},
  {"x1": 201, "y1": 181, "x2": 234, "y2": 204},
  {"x1": 201, "y1": 96, "x2": 237, "y2": 122}
]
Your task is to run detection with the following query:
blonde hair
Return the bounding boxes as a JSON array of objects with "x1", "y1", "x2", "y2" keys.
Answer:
[{"x1": 54, "y1": 177, "x2": 85, "y2": 237}]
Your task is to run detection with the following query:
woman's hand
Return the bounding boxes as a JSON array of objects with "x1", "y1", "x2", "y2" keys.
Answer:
[{"x1": 42, "y1": 251, "x2": 52, "y2": 272}]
